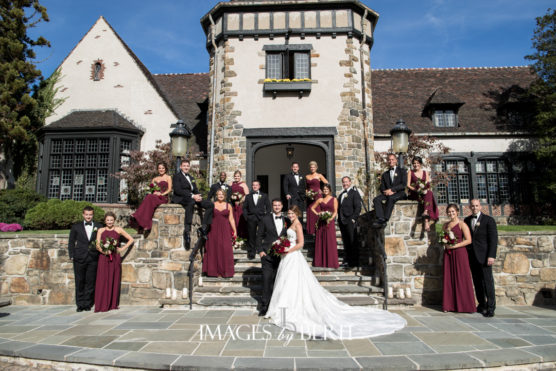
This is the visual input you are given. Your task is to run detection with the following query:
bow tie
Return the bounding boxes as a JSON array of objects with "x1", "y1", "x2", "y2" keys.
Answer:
[
  {"x1": 85, "y1": 222, "x2": 92, "y2": 226},
  {"x1": 471, "y1": 215, "x2": 478, "y2": 219},
  {"x1": 274, "y1": 216, "x2": 282, "y2": 220},
  {"x1": 293, "y1": 173, "x2": 299, "y2": 176},
  {"x1": 253, "y1": 191, "x2": 259, "y2": 195},
  {"x1": 389, "y1": 168, "x2": 395, "y2": 171}
]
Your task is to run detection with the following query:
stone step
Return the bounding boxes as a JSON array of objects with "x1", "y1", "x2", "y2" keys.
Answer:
[
  {"x1": 230, "y1": 265, "x2": 362, "y2": 275},
  {"x1": 201, "y1": 274, "x2": 374, "y2": 287},
  {"x1": 191, "y1": 295, "x2": 385, "y2": 307},
  {"x1": 195, "y1": 284, "x2": 383, "y2": 295}
]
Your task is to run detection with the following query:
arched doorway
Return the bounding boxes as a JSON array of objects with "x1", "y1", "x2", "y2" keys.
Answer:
[
  {"x1": 244, "y1": 127, "x2": 337, "y2": 201},
  {"x1": 254, "y1": 143, "x2": 326, "y2": 200}
]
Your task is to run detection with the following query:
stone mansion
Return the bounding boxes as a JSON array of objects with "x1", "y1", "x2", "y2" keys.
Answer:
[{"x1": 37, "y1": 0, "x2": 537, "y2": 217}]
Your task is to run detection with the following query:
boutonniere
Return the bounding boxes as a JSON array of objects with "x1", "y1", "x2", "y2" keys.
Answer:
[
  {"x1": 475, "y1": 222, "x2": 480, "y2": 228},
  {"x1": 93, "y1": 227, "x2": 98, "y2": 232},
  {"x1": 394, "y1": 173, "x2": 398, "y2": 177}
]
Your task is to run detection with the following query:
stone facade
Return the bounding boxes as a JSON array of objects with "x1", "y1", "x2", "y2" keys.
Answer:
[
  {"x1": 361, "y1": 201, "x2": 556, "y2": 306},
  {"x1": 0, "y1": 205, "x2": 202, "y2": 306}
]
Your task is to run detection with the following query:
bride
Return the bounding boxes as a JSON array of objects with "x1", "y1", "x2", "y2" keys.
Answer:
[{"x1": 265, "y1": 205, "x2": 406, "y2": 339}]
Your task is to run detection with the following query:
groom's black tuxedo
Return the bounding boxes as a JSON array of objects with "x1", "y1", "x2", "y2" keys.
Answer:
[
  {"x1": 256, "y1": 213, "x2": 289, "y2": 311},
  {"x1": 207, "y1": 181, "x2": 231, "y2": 201},
  {"x1": 464, "y1": 212, "x2": 498, "y2": 313},
  {"x1": 283, "y1": 172, "x2": 306, "y2": 211},
  {"x1": 68, "y1": 220, "x2": 101, "y2": 310}
]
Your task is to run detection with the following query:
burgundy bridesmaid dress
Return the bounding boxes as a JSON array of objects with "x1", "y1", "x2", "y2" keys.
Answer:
[
  {"x1": 408, "y1": 171, "x2": 439, "y2": 221},
  {"x1": 203, "y1": 206, "x2": 235, "y2": 277},
  {"x1": 131, "y1": 180, "x2": 169, "y2": 230},
  {"x1": 94, "y1": 229, "x2": 122, "y2": 312},
  {"x1": 442, "y1": 224, "x2": 476, "y2": 312},
  {"x1": 231, "y1": 182, "x2": 247, "y2": 238},
  {"x1": 313, "y1": 197, "x2": 339, "y2": 268},
  {"x1": 306, "y1": 178, "x2": 322, "y2": 235}
]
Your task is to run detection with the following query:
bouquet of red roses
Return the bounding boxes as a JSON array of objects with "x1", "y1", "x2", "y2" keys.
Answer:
[
  {"x1": 270, "y1": 236, "x2": 291, "y2": 256},
  {"x1": 101, "y1": 236, "x2": 119, "y2": 261},
  {"x1": 439, "y1": 230, "x2": 457, "y2": 250},
  {"x1": 148, "y1": 181, "x2": 161, "y2": 194},
  {"x1": 315, "y1": 210, "x2": 333, "y2": 230},
  {"x1": 305, "y1": 189, "x2": 318, "y2": 201},
  {"x1": 231, "y1": 192, "x2": 244, "y2": 203}
]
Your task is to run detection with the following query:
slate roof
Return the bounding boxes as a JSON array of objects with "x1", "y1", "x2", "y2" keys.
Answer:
[
  {"x1": 46, "y1": 110, "x2": 142, "y2": 133},
  {"x1": 371, "y1": 66, "x2": 536, "y2": 136},
  {"x1": 153, "y1": 73, "x2": 210, "y2": 154}
]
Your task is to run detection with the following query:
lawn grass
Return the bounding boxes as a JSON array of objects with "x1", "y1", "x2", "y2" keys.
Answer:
[
  {"x1": 0, "y1": 228, "x2": 137, "y2": 237},
  {"x1": 435, "y1": 223, "x2": 556, "y2": 234}
]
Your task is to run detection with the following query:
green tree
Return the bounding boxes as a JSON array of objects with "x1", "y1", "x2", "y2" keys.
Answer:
[
  {"x1": 0, "y1": 0, "x2": 50, "y2": 189},
  {"x1": 525, "y1": 8, "x2": 556, "y2": 195}
]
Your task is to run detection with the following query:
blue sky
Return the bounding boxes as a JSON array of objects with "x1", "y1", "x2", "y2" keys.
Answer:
[{"x1": 29, "y1": 0, "x2": 553, "y2": 78}]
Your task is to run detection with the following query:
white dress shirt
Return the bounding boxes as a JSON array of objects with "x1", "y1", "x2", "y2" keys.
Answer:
[
  {"x1": 84, "y1": 221, "x2": 93, "y2": 240},
  {"x1": 273, "y1": 214, "x2": 283, "y2": 235}
]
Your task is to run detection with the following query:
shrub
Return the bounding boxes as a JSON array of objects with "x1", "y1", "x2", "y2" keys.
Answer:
[
  {"x1": 24, "y1": 199, "x2": 105, "y2": 230},
  {"x1": 0, "y1": 188, "x2": 46, "y2": 225}
]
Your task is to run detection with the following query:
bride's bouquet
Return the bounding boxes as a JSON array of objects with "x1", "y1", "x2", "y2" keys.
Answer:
[
  {"x1": 315, "y1": 211, "x2": 333, "y2": 230},
  {"x1": 270, "y1": 236, "x2": 291, "y2": 256}
]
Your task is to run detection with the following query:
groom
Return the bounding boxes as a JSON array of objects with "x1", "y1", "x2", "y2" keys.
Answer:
[{"x1": 256, "y1": 198, "x2": 289, "y2": 316}]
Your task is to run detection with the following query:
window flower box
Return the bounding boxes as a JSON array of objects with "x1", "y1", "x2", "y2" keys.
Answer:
[{"x1": 263, "y1": 79, "x2": 312, "y2": 97}]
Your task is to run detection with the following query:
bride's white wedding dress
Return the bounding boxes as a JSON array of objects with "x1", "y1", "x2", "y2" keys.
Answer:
[{"x1": 265, "y1": 228, "x2": 406, "y2": 339}]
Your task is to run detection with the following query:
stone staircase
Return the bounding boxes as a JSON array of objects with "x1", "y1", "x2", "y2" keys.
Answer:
[{"x1": 187, "y1": 226, "x2": 386, "y2": 309}]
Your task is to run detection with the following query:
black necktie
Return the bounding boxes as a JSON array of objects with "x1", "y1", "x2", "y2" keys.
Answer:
[{"x1": 85, "y1": 222, "x2": 92, "y2": 226}]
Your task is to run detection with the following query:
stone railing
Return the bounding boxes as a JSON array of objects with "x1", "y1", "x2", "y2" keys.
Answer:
[
  {"x1": 0, "y1": 204, "x2": 202, "y2": 306},
  {"x1": 360, "y1": 201, "x2": 556, "y2": 306}
]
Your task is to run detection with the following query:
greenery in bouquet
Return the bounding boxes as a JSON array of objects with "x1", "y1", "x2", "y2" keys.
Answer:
[
  {"x1": 148, "y1": 181, "x2": 161, "y2": 194},
  {"x1": 270, "y1": 236, "x2": 291, "y2": 256},
  {"x1": 233, "y1": 237, "x2": 246, "y2": 249},
  {"x1": 305, "y1": 189, "x2": 318, "y2": 201},
  {"x1": 315, "y1": 211, "x2": 333, "y2": 230},
  {"x1": 439, "y1": 230, "x2": 457, "y2": 249}
]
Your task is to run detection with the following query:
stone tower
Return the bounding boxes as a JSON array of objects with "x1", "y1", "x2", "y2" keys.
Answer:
[{"x1": 201, "y1": 0, "x2": 378, "y2": 198}]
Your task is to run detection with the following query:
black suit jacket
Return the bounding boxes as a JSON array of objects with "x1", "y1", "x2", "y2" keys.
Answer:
[
  {"x1": 68, "y1": 221, "x2": 102, "y2": 262},
  {"x1": 464, "y1": 213, "x2": 498, "y2": 264},
  {"x1": 338, "y1": 187, "x2": 362, "y2": 225},
  {"x1": 380, "y1": 167, "x2": 407, "y2": 195},
  {"x1": 243, "y1": 192, "x2": 271, "y2": 223},
  {"x1": 283, "y1": 173, "x2": 305, "y2": 201},
  {"x1": 208, "y1": 182, "x2": 231, "y2": 201},
  {"x1": 172, "y1": 171, "x2": 199, "y2": 204},
  {"x1": 256, "y1": 214, "x2": 289, "y2": 254}
]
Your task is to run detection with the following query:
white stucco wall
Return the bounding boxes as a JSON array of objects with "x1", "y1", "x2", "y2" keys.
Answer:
[
  {"x1": 229, "y1": 35, "x2": 357, "y2": 128},
  {"x1": 46, "y1": 17, "x2": 178, "y2": 151},
  {"x1": 374, "y1": 136, "x2": 532, "y2": 154}
]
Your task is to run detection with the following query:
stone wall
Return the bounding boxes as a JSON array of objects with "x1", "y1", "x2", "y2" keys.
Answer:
[
  {"x1": 360, "y1": 201, "x2": 556, "y2": 307},
  {"x1": 0, "y1": 205, "x2": 202, "y2": 306}
]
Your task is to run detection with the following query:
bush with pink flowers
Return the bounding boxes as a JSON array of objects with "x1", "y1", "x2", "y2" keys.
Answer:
[{"x1": 0, "y1": 223, "x2": 23, "y2": 232}]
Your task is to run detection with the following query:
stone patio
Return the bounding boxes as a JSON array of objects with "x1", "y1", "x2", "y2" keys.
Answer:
[{"x1": 0, "y1": 305, "x2": 555, "y2": 370}]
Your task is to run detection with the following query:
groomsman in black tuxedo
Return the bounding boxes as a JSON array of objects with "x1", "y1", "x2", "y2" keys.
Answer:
[
  {"x1": 338, "y1": 176, "x2": 362, "y2": 267},
  {"x1": 283, "y1": 162, "x2": 305, "y2": 212},
  {"x1": 208, "y1": 171, "x2": 231, "y2": 201},
  {"x1": 172, "y1": 159, "x2": 213, "y2": 247},
  {"x1": 68, "y1": 206, "x2": 102, "y2": 312},
  {"x1": 464, "y1": 199, "x2": 498, "y2": 317},
  {"x1": 256, "y1": 199, "x2": 289, "y2": 316},
  {"x1": 373, "y1": 153, "x2": 407, "y2": 228},
  {"x1": 243, "y1": 180, "x2": 271, "y2": 259}
]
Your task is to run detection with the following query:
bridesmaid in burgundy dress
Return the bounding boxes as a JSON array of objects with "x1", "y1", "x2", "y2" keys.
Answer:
[
  {"x1": 94, "y1": 212, "x2": 134, "y2": 312},
  {"x1": 230, "y1": 170, "x2": 249, "y2": 238},
  {"x1": 203, "y1": 189, "x2": 237, "y2": 277},
  {"x1": 131, "y1": 163, "x2": 172, "y2": 232},
  {"x1": 442, "y1": 204, "x2": 476, "y2": 313},
  {"x1": 305, "y1": 161, "x2": 328, "y2": 235},
  {"x1": 311, "y1": 184, "x2": 339, "y2": 268},
  {"x1": 407, "y1": 156, "x2": 439, "y2": 232}
]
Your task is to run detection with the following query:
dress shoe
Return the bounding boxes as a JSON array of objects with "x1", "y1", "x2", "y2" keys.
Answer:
[
  {"x1": 372, "y1": 219, "x2": 386, "y2": 229},
  {"x1": 76, "y1": 307, "x2": 83, "y2": 312},
  {"x1": 484, "y1": 310, "x2": 495, "y2": 317},
  {"x1": 476, "y1": 305, "x2": 487, "y2": 315},
  {"x1": 258, "y1": 307, "x2": 268, "y2": 317},
  {"x1": 84, "y1": 306, "x2": 91, "y2": 311},
  {"x1": 183, "y1": 232, "x2": 191, "y2": 246},
  {"x1": 247, "y1": 253, "x2": 256, "y2": 260}
]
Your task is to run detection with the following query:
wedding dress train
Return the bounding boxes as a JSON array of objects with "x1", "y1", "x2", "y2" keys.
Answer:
[{"x1": 265, "y1": 228, "x2": 406, "y2": 339}]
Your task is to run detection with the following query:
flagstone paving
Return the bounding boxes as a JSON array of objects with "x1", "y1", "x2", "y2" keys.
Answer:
[{"x1": 0, "y1": 305, "x2": 555, "y2": 370}]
